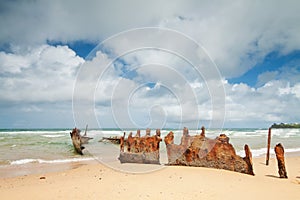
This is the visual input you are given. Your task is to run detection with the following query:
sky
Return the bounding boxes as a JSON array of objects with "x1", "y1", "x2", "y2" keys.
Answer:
[{"x1": 0, "y1": 0, "x2": 300, "y2": 129}]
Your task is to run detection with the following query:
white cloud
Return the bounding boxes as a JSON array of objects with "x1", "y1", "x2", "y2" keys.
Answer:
[
  {"x1": 0, "y1": 52, "x2": 31, "y2": 73},
  {"x1": 72, "y1": 46, "x2": 214, "y2": 128},
  {"x1": 0, "y1": 0, "x2": 190, "y2": 46},
  {"x1": 291, "y1": 84, "x2": 300, "y2": 99},
  {"x1": 1, "y1": 1, "x2": 299, "y2": 79},
  {"x1": 159, "y1": 1, "x2": 300, "y2": 78},
  {"x1": 21, "y1": 105, "x2": 42, "y2": 113},
  {"x1": 1, "y1": 1, "x2": 300, "y2": 128},
  {"x1": 1, "y1": 42, "x2": 299, "y2": 128},
  {"x1": 257, "y1": 71, "x2": 278, "y2": 87},
  {"x1": 0, "y1": 45, "x2": 84, "y2": 102},
  {"x1": 223, "y1": 79, "x2": 300, "y2": 127}
]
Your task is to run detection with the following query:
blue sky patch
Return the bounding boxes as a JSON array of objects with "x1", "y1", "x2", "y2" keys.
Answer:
[
  {"x1": 229, "y1": 50, "x2": 300, "y2": 87},
  {"x1": 47, "y1": 40, "x2": 97, "y2": 58}
]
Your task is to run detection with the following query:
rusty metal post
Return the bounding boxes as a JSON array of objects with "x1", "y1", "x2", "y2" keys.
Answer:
[
  {"x1": 120, "y1": 132, "x2": 125, "y2": 152},
  {"x1": 200, "y1": 126, "x2": 205, "y2": 137},
  {"x1": 244, "y1": 144, "x2": 254, "y2": 175},
  {"x1": 274, "y1": 143, "x2": 288, "y2": 178},
  {"x1": 266, "y1": 127, "x2": 271, "y2": 165}
]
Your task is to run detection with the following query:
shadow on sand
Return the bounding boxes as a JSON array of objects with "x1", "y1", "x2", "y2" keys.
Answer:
[
  {"x1": 265, "y1": 175, "x2": 280, "y2": 179},
  {"x1": 259, "y1": 162, "x2": 267, "y2": 165}
]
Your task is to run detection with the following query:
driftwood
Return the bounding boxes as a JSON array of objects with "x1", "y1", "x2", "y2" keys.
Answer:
[
  {"x1": 274, "y1": 143, "x2": 288, "y2": 178},
  {"x1": 70, "y1": 127, "x2": 93, "y2": 155},
  {"x1": 164, "y1": 127, "x2": 254, "y2": 175},
  {"x1": 119, "y1": 129, "x2": 162, "y2": 164}
]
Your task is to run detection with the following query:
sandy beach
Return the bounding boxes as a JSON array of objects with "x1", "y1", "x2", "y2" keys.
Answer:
[{"x1": 0, "y1": 156, "x2": 299, "y2": 200}]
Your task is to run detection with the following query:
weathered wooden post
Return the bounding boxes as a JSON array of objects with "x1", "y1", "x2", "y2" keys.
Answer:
[
  {"x1": 266, "y1": 127, "x2": 271, "y2": 165},
  {"x1": 274, "y1": 143, "x2": 288, "y2": 178}
]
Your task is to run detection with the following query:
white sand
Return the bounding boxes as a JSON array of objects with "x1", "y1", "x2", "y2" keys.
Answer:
[{"x1": 0, "y1": 157, "x2": 299, "y2": 200}]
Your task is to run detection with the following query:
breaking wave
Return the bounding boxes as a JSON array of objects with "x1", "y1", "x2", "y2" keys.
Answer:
[
  {"x1": 10, "y1": 157, "x2": 95, "y2": 165},
  {"x1": 41, "y1": 134, "x2": 65, "y2": 138},
  {"x1": 236, "y1": 147, "x2": 300, "y2": 158}
]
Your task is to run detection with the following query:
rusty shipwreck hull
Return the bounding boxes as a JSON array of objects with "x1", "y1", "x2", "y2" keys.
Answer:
[
  {"x1": 118, "y1": 129, "x2": 162, "y2": 164},
  {"x1": 119, "y1": 151, "x2": 160, "y2": 164},
  {"x1": 164, "y1": 127, "x2": 254, "y2": 175},
  {"x1": 118, "y1": 127, "x2": 254, "y2": 175}
]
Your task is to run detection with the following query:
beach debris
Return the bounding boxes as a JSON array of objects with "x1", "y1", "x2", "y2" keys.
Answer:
[
  {"x1": 70, "y1": 127, "x2": 92, "y2": 155},
  {"x1": 100, "y1": 136, "x2": 123, "y2": 144},
  {"x1": 84, "y1": 124, "x2": 88, "y2": 136},
  {"x1": 164, "y1": 127, "x2": 254, "y2": 175},
  {"x1": 39, "y1": 176, "x2": 46, "y2": 179},
  {"x1": 274, "y1": 143, "x2": 288, "y2": 178},
  {"x1": 135, "y1": 129, "x2": 141, "y2": 137},
  {"x1": 266, "y1": 127, "x2": 272, "y2": 165},
  {"x1": 80, "y1": 135, "x2": 93, "y2": 144},
  {"x1": 80, "y1": 125, "x2": 93, "y2": 144},
  {"x1": 120, "y1": 132, "x2": 126, "y2": 152},
  {"x1": 119, "y1": 129, "x2": 162, "y2": 164},
  {"x1": 200, "y1": 126, "x2": 205, "y2": 137}
]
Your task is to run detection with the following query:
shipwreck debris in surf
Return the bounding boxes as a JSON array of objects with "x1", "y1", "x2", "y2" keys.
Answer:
[
  {"x1": 99, "y1": 136, "x2": 123, "y2": 144},
  {"x1": 70, "y1": 128, "x2": 84, "y2": 155},
  {"x1": 119, "y1": 129, "x2": 162, "y2": 164},
  {"x1": 70, "y1": 127, "x2": 93, "y2": 155},
  {"x1": 81, "y1": 124, "x2": 93, "y2": 144},
  {"x1": 164, "y1": 127, "x2": 254, "y2": 175}
]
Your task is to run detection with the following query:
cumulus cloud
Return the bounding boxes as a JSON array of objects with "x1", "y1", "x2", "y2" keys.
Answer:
[
  {"x1": 1, "y1": 1, "x2": 300, "y2": 128},
  {"x1": 1, "y1": 0, "x2": 300, "y2": 79},
  {"x1": 0, "y1": 0, "x2": 190, "y2": 46},
  {"x1": 224, "y1": 79, "x2": 300, "y2": 127},
  {"x1": 73, "y1": 49, "x2": 207, "y2": 128},
  {"x1": 159, "y1": 1, "x2": 299, "y2": 77},
  {"x1": 2, "y1": 0, "x2": 299, "y2": 79},
  {"x1": 0, "y1": 45, "x2": 84, "y2": 102}
]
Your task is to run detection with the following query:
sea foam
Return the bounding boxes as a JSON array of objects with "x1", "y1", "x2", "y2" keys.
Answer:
[
  {"x1": 10, "y1": 157, "x2": 95, "y2": 165},
  {"x1": 236, "y1": 147, "x2": 300, "y2": 158},
  {"x1": 41, "y1": 134, "x2": 65, "y2": 138}
]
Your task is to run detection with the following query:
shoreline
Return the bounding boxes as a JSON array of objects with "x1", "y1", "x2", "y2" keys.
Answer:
[
  {"x1": 0, "y1": 156, "x2": 299, "y2": 200},
  {"x1": 1, "y1": 151, "x2": 300, "y2": 178}
]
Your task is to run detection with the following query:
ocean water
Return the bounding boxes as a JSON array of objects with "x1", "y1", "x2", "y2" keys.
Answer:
[{"x1": 0, "y1": 128, "x2": 299, "y2": 170}]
